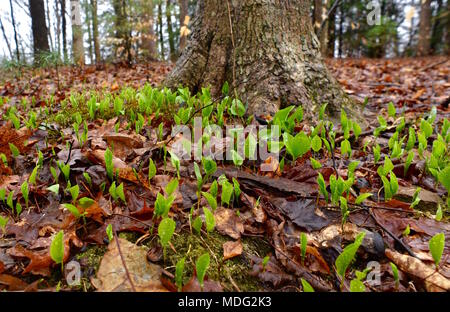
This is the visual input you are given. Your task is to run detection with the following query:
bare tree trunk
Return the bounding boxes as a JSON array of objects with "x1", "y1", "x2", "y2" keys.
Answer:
[
  {"x1": 158, "y1": 0, "x2": 165, "y2": 59},
  {"x1": 70, "y1": 0, "x2": 85, "y2": 65},
  {"x1": 338, "y1": 0, "x2": 343, "y2": 57},
  {"x1": 60, "y1": 0, "x2": 68, "y2": 61},
  {"x1": 314, "y1": 0, "x2": 329, "y2": 56},
  {"x1": 29, "y1": 0, "x2": 50, "y2": 63},
  {"x1": 327, "y1": 2, "x2": 336, "y2": 57},
  {"x1": 417, "y1": 0, "x2": 432, "y2": 56},
  {"x1": 0, "y1": 16, "x2": 13, "y2": 60},
  {"x1": 140, "y1": 0, "x2": 156, "y2": 60},
  {"x1": 178, "y1": 0, "x2": 188, "y2": 52},
  {"x1": 91, "y1": 0, "x2": 101, "y2": 63},
  {"x1": 166, "y1": 0, "x2": 176, "y2": 61},
  {"x1": 446, "y1": 0, "x2": 450, "y2": 55},
  {"x1": 10, "y1": 0, "x2": 20, "y2": 62},
  {"x1": 55, "y1": 0, "x2": 61, "y2": 57},
  {"x1": 164, "y1": 0, "x2": 356, "y2": 118},
  {"x1": 84, "y1": 0, "x2": 94, "y2": 63},
  {"x1": 45, "y1": 0, "x2": 54, "y2": 52}
]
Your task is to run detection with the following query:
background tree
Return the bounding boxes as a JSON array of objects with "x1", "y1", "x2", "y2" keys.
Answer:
[
  {"x1": 140, "y1": 0, "x2": 156, "y2": 60},
  {"x1": 9, "y1": 0, "x2": 20, "y2": 62},
  {"x1": 29, "y1": 0, "x2": 50, "y2": 63},
  {"x1": 178, "y1": 0, "x2": 189, "y2": 52},
  {"x1": 71, "y1": 0, "x2": 85, "y2": 65},
  {"x1": 91, "y1": 0, "x2": 101, "y2": 63},
  {"x1": 60, "y1": 0, "x2": 68, "y2": 61},
  {"x1": 418, "y1": 0, "x2": 432, "y2": 56}
]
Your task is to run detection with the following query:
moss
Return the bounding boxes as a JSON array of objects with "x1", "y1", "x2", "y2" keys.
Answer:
[
  {"x1": 118, "y1": 231, "x2": 140, "y2": 243},
  {"x1": 76, "y1": 244, "x2": 107, "y2": 273},
  {"x1": 161, "y1": 230, "x2": 272, "y2": 292}
]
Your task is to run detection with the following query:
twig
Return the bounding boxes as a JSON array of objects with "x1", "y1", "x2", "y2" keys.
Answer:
[
  {"x1": 113, "y1": 228, "x2": 137, "y2": 292},
  {"x1": 421, "y1": 59, "x2": 449, "y2": 71},
  {"x1": 64, "y1": 140, "x2": 74, "y2": 165},
  {"x1": 368, "y1": 208, "x2": 418, "y2": 258}
]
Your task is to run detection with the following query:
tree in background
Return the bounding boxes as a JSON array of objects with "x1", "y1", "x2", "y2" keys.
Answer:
[
  {"x1": 314, "y1": 0, "x2": 330, "y2": 56},
  {"x1": 178, "y1": 0, "x2": 189, "y2": 52},
  {"x1": 9, "y1": 0, "x2": 20, "y2": 62},
  {"x1": 91, "y1": 0, "x2": 101, "y2": 63},
  {"x1": 60, "y1": 0, "x2": 68, "y2": 62},
  {"x1": 71, "y1": 0, "x2": 85, "y2": 65},
  {"x1": 165, "y1": 0, "x2": 356, "y2": 118},
  {"x1": 418, "y1": 0, "x2": 432, "y2": 56},
  {"x1": 139, "y1": 0, "x2": 157, "y2": 60},
  {"x1": 29, "y1": 0, "x2": 50, "y2": 63}
]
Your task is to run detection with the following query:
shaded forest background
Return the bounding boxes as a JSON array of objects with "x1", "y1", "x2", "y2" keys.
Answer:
[{"x1": 0, "y1": 0, "x2": 449, "y2": 67}]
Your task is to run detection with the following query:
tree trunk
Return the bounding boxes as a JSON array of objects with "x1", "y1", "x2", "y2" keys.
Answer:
[
  {"x1": 164, "y1": 0, "x2": 355, "y2": 118},
  {"x1": 45, "y1": 0, "x2": 54, "y2": 52},
  {"x1": 338, "y1": 0, "x2": 343, "y2": 57},
  {"x1": 61, "y1": 0, "x2": 68, "y2": 62},
  {"x1": 327, "y1": 1, "x2": 336, "y2": 58},
  {"x1": 446, "y1": 0, "x2": 450, "y2": 55},
  {"x1": 55, "y1": 0, "x2": 61, "y2": 58},
  {"x1": 84, "y1": 0, "x2": 94, "y2": 63},
  {"x1": 178, "y1": 0, "x2": 188, "y2": 52},
  {"x1": 70, "y1": 0, "x2": 85, "y2": 65},
  {"x1": 29, "y1": 0, "x2": 50, "y2": 63},
  {"x1": 417, "y1": 0, "x2": 432, "y2": 56},
  {"x1": 0, "y1": 16, "x2": 13, "y2": 60},
  {"x1": 314, "y1": 0, "x2": 329, "y2": 56},
  {"x1": 140, "y1": 0, "x2": 156, "y2": 60},
  {"x1": 157, "y1": 1, "x2": 165, "y2": 59},
  {"x1": 166, "y1": 0, "x2": 176, "y2": 61},
  {"x1": 9, "y1": 0, "x2": 20, "y2": 62},
  {"x1": 91, "y1": 0, "x2": 101, "y2": 63}
]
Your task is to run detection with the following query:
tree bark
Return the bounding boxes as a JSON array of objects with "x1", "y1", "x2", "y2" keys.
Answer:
[
  {"x1": 45, "y1": 0, "x2": 54, "y2": 52},
  {"x1": 0, "y1": 17, "x2": 12, "y2": 60},
  {"x1": 91, "y1": 0, "x2": 101, "y2": 63},
  {"x1": 178, "y1": 0, "x2": 189, "y2": 52},
  {"x1": 9, "y1": 0, "x2": 20, "y2": 62},
  {"x1": 164, "y1": 0, "x2": 356, "y2": 118},
  {"x1": 70, "y1": 0, "x2": 85, "y2": 65},
  {"x1": 29, "y1": 0, "x2": 50, "y2": 63},
  {"x1": 166, "y1": 0, "x2": 176, "y2": 61},
  {"x1": 140, "y1": 0, "x2": 157, "y2": 60},
  {"x1": 157, "y1": 0, "x2": 165, "y2": 59},
  {"x1": 417, "y1": 0, "x2": 432, "y2": 56},
  {"x1": 55, "y1": 0, "x2": 61, "y2": 58},
  {"x1": 84, "y1": 0, "x2": 94, "y2": 63},
  {"x1": 314, "y1": 0, "x2": 329, "y2": 56},
  {"x1": 60, "y1": 0, "x2": 68, "y2": 61},
  {"x1": 446, "y1": 0, "x2": 450, "y2": 55}
]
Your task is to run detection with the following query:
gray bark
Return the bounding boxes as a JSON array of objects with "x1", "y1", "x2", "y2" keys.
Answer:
[
  {"x1": 418, "y1": 0, "x2": 432, "y2": 56},
  {"x1": 165, "y1": 0, "x2": 357, "y2": 119}
]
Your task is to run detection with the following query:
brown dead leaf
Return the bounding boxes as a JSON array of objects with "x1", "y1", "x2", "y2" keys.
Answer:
[
  {"x1": 0, "y1": 274, "x2": 29, "y2": 291},
  {"x1": 92, "y1": 238, "x2": 167, "y2": 292},
  {"x1": 8, "y1": 231, "x2": 82, "y2": 276},
  {"x1": 182, "y1": 276, "x2": 223, "y2": 292},
  {"x1": 214, "y1": 207, "x2": 244, "y2": 240},
  {"x1": 223, "y1": 240, "x2": 243, "y2": 260}
]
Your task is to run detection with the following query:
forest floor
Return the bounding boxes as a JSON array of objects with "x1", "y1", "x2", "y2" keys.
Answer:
[{"x1": 0, "y1": 57, "x2": 449, "y2": 292}]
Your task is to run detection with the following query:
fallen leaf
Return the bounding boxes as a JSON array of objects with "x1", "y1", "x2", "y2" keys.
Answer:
[
  {"x1": 214, "y1": 207, "x2": 244, "y2": 239},
  {"x1": 223, "y1": 240, "x2": 243, "y2": 260},
  {"x1": 92, "y1": 238, "x2": 167, "y2": 292}
]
